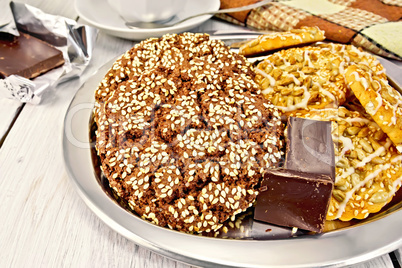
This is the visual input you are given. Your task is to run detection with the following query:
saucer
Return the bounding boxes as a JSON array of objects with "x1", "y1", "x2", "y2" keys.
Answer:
[{"x1": 75, "y1": 0, "x2": 220, "y2": 40}]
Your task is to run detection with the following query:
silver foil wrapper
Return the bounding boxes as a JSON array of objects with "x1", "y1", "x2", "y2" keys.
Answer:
[
  {"x1": 0, "y1": 2, "x2": 98, "y2": 104},
  {"x1": 0, "y1": 1, "x2": 18, "y2": 36}
]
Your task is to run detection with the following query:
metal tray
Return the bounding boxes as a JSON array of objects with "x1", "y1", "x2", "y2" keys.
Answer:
[{"x1": 63, "y1": 35, "x2": 402, "y2": 268}]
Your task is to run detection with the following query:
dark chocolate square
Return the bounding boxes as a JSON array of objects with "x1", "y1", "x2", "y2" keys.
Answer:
[
  {"x1": 254, "y1": 169, "x2": 333, "y2": 233},
  {"x1": 285, "y1": 117, "x2": 335, "y2": 182}
]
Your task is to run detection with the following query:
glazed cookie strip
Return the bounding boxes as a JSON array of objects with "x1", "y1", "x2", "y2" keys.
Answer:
[
  {"x1": 345, "y1": 64, "x2": 402, "y2": 153},
  {"x1": 239, "y1": 26, "x2": 325, "y2": 57}
]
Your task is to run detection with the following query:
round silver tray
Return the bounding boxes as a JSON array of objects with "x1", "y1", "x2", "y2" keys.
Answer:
[{"x1": 63, "y1": 35, "x2": 402, "y2": 267}]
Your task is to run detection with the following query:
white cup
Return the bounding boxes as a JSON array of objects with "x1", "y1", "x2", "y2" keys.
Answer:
[{"x1": 108, "y1": 0, "x2": 186, "y2": 22}]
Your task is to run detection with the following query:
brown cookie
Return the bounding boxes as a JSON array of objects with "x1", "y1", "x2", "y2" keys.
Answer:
[{"x1": 94, "y1": 33, "x2": 284, "y2": 233}]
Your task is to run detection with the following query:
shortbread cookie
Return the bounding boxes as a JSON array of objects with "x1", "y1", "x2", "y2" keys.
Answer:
[
  {"x1": 294, "y1": 106, "x2": 402, "y2": 221},
  {"x1": 255, "y1": 45, "x2": 349, "y2": 114},
  {"x1": 94, "y1": 33, "x2": 284, "y2": 233},
  {"x1": 239, "y1": 26, "x2": 325, "y2": 57},
  {"x1": 345, "y1": 64, "x2": 402, "y2": 153}
]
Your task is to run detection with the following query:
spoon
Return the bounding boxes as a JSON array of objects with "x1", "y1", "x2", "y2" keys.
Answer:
[{"x1": 125, "y1": 0, "x2": 272, "y2": 29}]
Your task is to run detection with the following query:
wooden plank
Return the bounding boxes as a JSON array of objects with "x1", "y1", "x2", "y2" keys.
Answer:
[
  {"x1": 343, "y1": 255, "x2": 394, "y2": 268},
  {"x1": 394, "y1": 249, "x2": 402, "y2": 267},
  {"x1": 0, "y1": 77, "x2": 84, "y2": 266},
  {"x1": 0, "y1": 30, "x2": 171, "y2": 268},
  {"x1": 0, "y1": 3, "x2": 401, "y2": 265},
  {"x1": 0, "y1": 99, "x2": 23, "y2": 146}
]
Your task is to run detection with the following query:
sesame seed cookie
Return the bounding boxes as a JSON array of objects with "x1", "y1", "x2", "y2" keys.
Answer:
[{"x1": 94, "y1": 33, "x2": 284, "y2": 233}]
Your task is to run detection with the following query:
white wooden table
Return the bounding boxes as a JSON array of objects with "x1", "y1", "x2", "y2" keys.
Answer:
[{"x1": 1, "y1": 0, "x2": 401, "y2": 267}]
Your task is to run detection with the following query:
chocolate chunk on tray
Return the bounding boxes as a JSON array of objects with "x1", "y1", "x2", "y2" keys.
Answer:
[
  {"x1": 0, "y1": 32, "x2": 64, "y2": 79},
  {"x1": 285, "y1": 117, "x2": 335, "y2": 181},
  {"x1": 254, "y1": 169, "x2": 333, "y2": 233}
]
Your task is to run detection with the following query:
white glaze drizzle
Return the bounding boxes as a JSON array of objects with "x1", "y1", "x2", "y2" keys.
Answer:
[
  {"x1": 361, "y1": 70, "x2": 383, "y2": 117},
  {"x1": 303, "y1": 50, "x2": 314, "y2": 68},
  {"x1": 281, "y1": 57, "x2": 291, "y2": 67},
  {"x1": 259, "y1": 32, "x2": 303, "y2": 43},
  {"x1": 276, "y1": 86, "x2": 311, "y2": 112},
  {"x1": 343, "y1": 117, "x2": 372, "y2": 125},
  {"x1": 355, "y1": 139, "x2": 392, "y2": 168},
  {"x1": 288, "y1": 73, "x2": 301, "y2": 85},
  {"x1": 337, "y1": 135, "x2": 354, "y2": 159},
  {"x1": 335, "y1": 140, "x2": 400, "y2": 219},
  {"x1": 351, "y1": 71, "x2": 369, "y2": 89},
  {"x1": 339, "y1": 61, "x2": 346, "y2": 76},
  {"x1": 355, "y1": 68, "x2": 400, "y2": 126},
  {"x1": 255, "y1": 68, "x2": 276, "y2": 87},
  {"x1": 389, "y1": 88, "x2": 402, "y2": 125},
  {"x1": 336, "y1": 167, "x2": 355, "y2": 183},
  {"x1": 335, "y1": 162, "x2": 391, "y2": 219},
  {"x1": 321, "y1": 88, "x2": 336, "y2": 101},
  {"x1": 377, "y1": 67, "x2": 386, "y2": 76},
  {"x1": 373, "y1": 82, "x2": 383, "y2": 116}
]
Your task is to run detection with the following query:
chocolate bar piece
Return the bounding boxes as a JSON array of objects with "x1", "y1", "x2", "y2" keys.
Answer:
[
  {"x1": 254, "y1": 169, "x2": 333, "y2": 233},
  {"x1": 0, "y1": 32, "x2": 64, "y2": 79},
  {"x1": 285, "y1": 117, "x2": 335, "y2": 181}
]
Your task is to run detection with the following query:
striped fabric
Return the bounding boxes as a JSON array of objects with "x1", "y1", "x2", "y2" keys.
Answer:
[{"x1": 217, "y1": 0, "x2": 402, "y2": 60}]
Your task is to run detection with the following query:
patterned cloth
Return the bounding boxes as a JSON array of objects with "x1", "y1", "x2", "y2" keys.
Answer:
[{"x1": 218, "y1": 0, "x2": 402, "y2": 60}]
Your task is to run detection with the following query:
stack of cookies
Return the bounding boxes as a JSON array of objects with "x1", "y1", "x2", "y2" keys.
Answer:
[{"x1": 240, "y1": 26, "x2": 402, "y2": 222}]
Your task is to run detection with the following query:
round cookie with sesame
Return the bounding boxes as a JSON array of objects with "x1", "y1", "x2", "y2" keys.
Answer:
[
  {"x1": 253, "y1": 42, "x2": 387, "y2": 116},
  {"x1": 93, "y1": 33, "x2": 284, "y2": 234},
  {"x1": 254, "y1": 45, "x2": 349, "y2": 114},
  {"x1": 292, "y1": 106, "x2": 402, "y2": 221}
]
